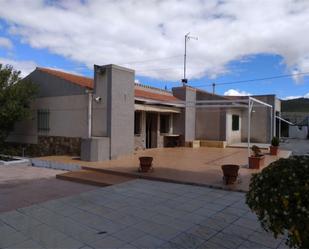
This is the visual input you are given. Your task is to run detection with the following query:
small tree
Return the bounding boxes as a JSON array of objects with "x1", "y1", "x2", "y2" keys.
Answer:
[
  {"x1": 246, "y1": 156, "x2": 309, "y2": 248},
  {"x1": 0, "y1": 64, "x2": 37, "y2": 148}
]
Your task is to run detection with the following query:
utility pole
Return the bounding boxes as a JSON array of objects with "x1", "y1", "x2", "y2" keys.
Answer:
[
  {"x1": 212, "y1": 83, "x2": 216, "y2": 94},
  {"x1": 182, "y1": 32, "x2": 198, "y2": 86}
]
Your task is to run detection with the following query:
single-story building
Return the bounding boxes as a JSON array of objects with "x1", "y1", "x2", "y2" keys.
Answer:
[{"x1": 7, "y1": 64, "x2": 281, "y2": 161}]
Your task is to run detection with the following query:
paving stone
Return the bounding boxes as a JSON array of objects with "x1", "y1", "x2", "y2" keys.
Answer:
[
  {"x1": 238, "y1": 240, "x2": 271, "y2": 249},
  {"x1": 207, "y1": 232, "x2": 245, "y2": 249},
  {"x1": 24, "y1": 223, "x2": 84, "y2": 249},
  {"x1": 0, "y1": 210, "x2": 42, "y2": 232},
  {"x1": 198, "y1": 217, "x2": 230, "y2": 231},
  {"x1": 130, "y1": 234, "x2": 165, "y2": 249},
  {"x1": 248, "y1": 231, "x2": 282, "y2": 248},
  {"x1": 169, "y1": 232, "x2": 205, "y2": 248},
  {"x1": 0, "y1": 224, "x2": 29, "y2": 248},
  {"x1": 3, "y1": 239, "x2": 43, "y2": 249},
  {"x1": 221, "y1": 223, "x2": 254, "y2": 240},
  {"x1": 233, "y1": 217, "x2": 261, "y2": 231},
  {"x1": 87, "y1": 235, "x2": 126, "y2": 249},
  {"x1": 149, "y1": 224, "x2": 182, "y2": 241},
  {"x1": 112, "y1": 227, "x2": 146, "y2": 243},
  {"x1": 187, "y1": 224, "x2": 218, "y2": 240},
  {"x1": 211, "y1": 211, "x2": 240, "y2": 223}
]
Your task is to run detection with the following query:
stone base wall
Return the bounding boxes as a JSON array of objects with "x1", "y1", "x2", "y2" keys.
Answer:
[{"x1": 4, "y1": 136, "x2": 81, "y2": 157}]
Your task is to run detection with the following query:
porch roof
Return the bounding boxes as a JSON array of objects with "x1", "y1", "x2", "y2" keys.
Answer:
[{"x1": 134, "y1": 104, "x2": 181, "y2": 113}]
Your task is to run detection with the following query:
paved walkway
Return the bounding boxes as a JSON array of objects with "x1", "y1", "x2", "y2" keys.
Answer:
[
  {"x1": 0, "y1": 179, "x2": 287, "y2": 249},
  {"x1": 0, "y1": 165, "x2": 98, "y2": 212}
]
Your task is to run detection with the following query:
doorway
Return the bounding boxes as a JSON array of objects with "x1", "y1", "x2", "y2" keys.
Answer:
[{"x1": 146, "y1": 113, "x2": 157, "y2": 148}]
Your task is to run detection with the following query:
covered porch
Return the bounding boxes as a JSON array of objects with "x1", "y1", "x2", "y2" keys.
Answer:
[{"x1": 134, "y1": 103, "x2": 182, "y2": 150}]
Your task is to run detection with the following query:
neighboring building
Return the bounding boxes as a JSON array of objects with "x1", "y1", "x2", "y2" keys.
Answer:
[{"x1": 7, "y1": 64, "x2": 281, "y2": 161}]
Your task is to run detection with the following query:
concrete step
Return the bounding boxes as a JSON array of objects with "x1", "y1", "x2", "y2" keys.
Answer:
[{"x1": 56, "y1": 170, "x2": 135, "y2": 187}]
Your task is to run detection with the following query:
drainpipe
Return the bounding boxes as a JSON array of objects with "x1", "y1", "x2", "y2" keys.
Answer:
[{"x1": 86, "y1": 89, "x2": 93, "y2": 138}]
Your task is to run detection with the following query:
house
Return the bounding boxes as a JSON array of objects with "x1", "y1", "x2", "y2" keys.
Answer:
[{"x1": 7, "y1": 64, "x2": 281, "y2": 161}]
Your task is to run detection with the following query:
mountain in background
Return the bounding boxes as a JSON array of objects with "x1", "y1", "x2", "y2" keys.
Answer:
[{"x1": 281, "y1": 98, "x2": 309, "y2": 112}]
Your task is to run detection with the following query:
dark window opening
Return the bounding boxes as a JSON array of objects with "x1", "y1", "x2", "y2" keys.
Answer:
[
  {"x1": 160, "y1": 114, "x2": 170, "y2": 134},
  {"x1": 232, "y1": 115, "x2": 240, "y2": 131},
  {"x1": 134, "y1": 112, "x2": 141, "y2": 135},
  {"x1": 37, "y1": 109, "x2": 50, "y2": 132}
]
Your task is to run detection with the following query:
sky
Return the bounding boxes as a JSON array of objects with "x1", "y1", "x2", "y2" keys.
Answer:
[{"x1": 0, "y1": 0, "x2": 309, "y2": 100}]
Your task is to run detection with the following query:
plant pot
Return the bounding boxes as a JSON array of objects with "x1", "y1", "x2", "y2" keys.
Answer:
[
  {"x1": 249, "y1": 155, "x2": 265, "y2": 169},
  {"x1": 139, "y1": 156, "x2": 153, "y2": 172},
  {"x1": 221, "y1": 164, "x2": 240, "y2": 185},
  {"x1": 269, "y1": 146, "x2": 278, "y2": 156}
]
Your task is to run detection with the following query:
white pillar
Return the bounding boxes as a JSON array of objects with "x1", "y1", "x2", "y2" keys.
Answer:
[
  {"x1": 247, "y1": 98, "x2": 251, "y2": 161},
  {"x1": 87, "y1": 91, "x2": 93, "y2": 138}
]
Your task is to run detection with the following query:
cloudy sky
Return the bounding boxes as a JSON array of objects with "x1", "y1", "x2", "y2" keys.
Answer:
[{"x1": 0, "y1": 0, "x2": 309, "y2": 99}]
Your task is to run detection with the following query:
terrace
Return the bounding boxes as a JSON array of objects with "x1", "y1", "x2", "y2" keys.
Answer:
[{"x1": 37, "y1": 146, "x2": 291, "y2": 192}]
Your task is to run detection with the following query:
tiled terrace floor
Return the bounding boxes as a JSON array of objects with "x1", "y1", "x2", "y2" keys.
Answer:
[
  {"x1": 40, "y1": 147, "x2": 291, "y2": 191},
  {"x1": 0, "y1": 180, "x2": 287, "y2": 249}
]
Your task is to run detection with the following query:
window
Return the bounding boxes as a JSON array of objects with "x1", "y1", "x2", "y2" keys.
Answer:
[
  {"x1": 134, "y1": 112, "x2": 141, "y2": 135},
  {"x1": 37, "y1": 109, "x2": 50, "y2": 132},
  {"x1": 232, "y1": 115, "x2": 239, "y2": 131},
  {"x1": 160, "y1": 114, "x2": 170, "y2": 134}
]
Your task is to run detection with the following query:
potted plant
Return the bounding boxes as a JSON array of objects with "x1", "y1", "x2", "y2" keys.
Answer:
[
  {"x1": 139, "y1": 156, "x2": 153, "y2": 172},
  {"x1": 249, "y1": 145, "x2": 265, "y2": 169},
  {"x1": 270, "y1": 137, "x2": 280, "y2": 155},
  {"x1": 221, "y1": 164, "x2": 240, "y2": 185},
  {"x1": 246, "y1": 156, "x2": 309, "y2": 249}
]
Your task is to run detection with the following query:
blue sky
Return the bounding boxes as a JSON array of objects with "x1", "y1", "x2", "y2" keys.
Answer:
[{"x1": 0, "y1": 0, "x2": 309, "y2": 100}]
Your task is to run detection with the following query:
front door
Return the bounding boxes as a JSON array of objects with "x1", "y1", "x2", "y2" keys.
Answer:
[{"x1": 146, "y1": 113, "x2": 157, "y2": 148}]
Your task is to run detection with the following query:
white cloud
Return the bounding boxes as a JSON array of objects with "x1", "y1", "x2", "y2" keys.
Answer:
[
  {"x1": 283, "y1": 92, "x2": 309, "y2": 100},
  {"x1": 0, "y1": 58, "x2": 37, "y2": 77},
  {"x1": 0, "y1": 0, "x2": 309, "y2": 81},
  {"x1": 224, "y1": 89, "x2": 252, "y2": 96},
  {"x1": 0, "y1": 37, "x2": 13, "y2": 49}
]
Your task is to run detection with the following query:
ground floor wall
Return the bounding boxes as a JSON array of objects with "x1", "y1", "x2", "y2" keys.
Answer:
[
  {"x1": 195, "y1": 108, "x2": 226, "y2": 141},
  {"x1": 6, "y1": 94, "x2": 88, "y2": 145}
]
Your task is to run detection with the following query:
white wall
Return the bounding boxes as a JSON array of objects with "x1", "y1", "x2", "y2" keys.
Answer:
[
  {"x1": 7, "y1": 94, "x2": 88, "y2": 144},
  {"x1": 289, "y1": 126, "x2": 308, "y2": 139}
]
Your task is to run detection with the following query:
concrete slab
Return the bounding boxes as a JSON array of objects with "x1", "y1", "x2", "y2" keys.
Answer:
[{"x1": 0, "y1": 179, "x2": 287, "y2": 249}]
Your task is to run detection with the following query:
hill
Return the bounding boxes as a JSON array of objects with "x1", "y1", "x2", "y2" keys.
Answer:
[{"x1": 281, "y1": 98, "x2": 309, "y2": 112}]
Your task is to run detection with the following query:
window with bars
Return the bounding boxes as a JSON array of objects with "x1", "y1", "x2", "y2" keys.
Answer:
[{"x1": 37, "y1": 109, "x2": 50, "y2": 132}]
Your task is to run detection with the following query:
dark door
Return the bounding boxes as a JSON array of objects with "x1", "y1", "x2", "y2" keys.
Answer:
[{"x1": 146, "y1": 113, "x2": 157, "y2": 148}]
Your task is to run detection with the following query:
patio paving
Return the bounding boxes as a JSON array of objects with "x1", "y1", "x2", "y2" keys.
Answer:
[
  {"x1": 40, "y1": 147, "x2": 291, "y2": 191},
  {"x1": 0, "y1": 179, "x2": 288, "y2": 249},
  {"x1": 0, "y1": 164, "x2": 98, "y2": 213}
]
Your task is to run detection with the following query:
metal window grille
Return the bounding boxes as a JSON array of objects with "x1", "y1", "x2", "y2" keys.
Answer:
[{"x1": 37, "y1": 109, "x2": 50, "y2": 132}]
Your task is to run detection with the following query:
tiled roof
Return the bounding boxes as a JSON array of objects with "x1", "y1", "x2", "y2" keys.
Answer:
[
  {"x1": 37, "y1": 67, "x2": 94, "y2": 89},
  {"x1": 36, "y1": 67, "x2": 179, "y2": 103},
  {"x1": 135, "y1": 88, "x2": 179, "y2": 102}
]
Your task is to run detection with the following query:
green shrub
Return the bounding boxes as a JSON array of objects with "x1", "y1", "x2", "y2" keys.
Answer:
[
  {"x1": 246, "y1": 156, "x2": 309, "y2": 249},
  {"x1": 271, "y1": 137, "x2": 280, "y2": 147}
]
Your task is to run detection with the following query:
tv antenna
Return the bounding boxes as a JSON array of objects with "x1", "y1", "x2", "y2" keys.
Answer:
[{"x1": 182, "y1": 32, "x2": 198, "y2": 85}]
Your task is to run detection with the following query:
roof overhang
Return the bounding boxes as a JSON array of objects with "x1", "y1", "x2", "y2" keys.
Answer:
[{"x1": 135, "y1": 104, "x2": 181, "y2": 113}]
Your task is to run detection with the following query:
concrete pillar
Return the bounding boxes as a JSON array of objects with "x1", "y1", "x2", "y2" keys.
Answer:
[
  {"x1": 172, "y1": 86, "x2": 196, "y2": 145},
  {"x1": 81, "y1": 64, "x2": 135, "y2": 161}
]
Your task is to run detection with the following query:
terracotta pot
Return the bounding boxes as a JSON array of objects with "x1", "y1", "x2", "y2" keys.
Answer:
[
  {"x1": 269, "y1": 146, "x2": 278, "y2": 156},
  {"x1": 139, "y1": 156, "x2": 153, "y2": 172},
  {"x1": 221, "y1": 164, "x2": 240, "y2": 185},
  {"x1": 248, "y1": 155, "x2": 265, "y2": 169}
]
